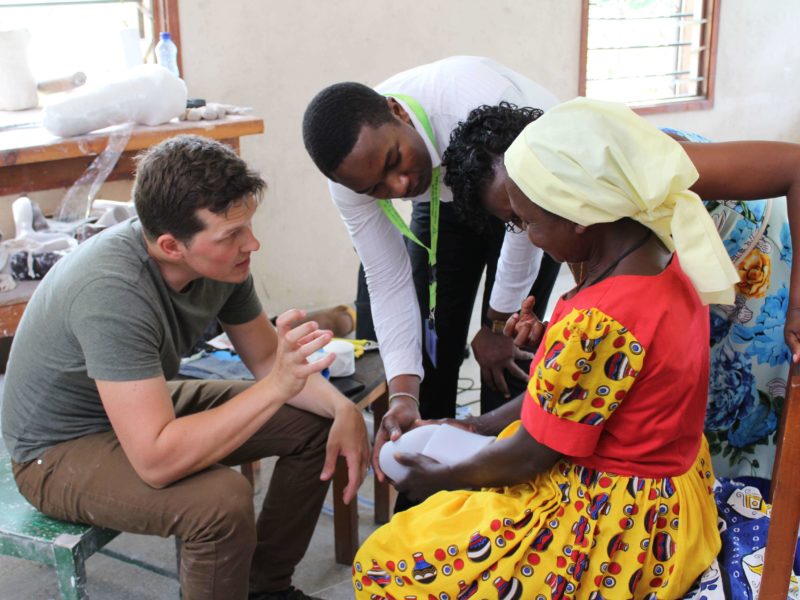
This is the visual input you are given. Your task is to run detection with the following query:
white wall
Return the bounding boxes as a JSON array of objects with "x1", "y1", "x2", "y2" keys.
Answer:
[
  {"x1": 178, "y1": 0, "x2": 581, "y2": 313},
  {"x1": 176, "y1": 0, "x2": 800, "y2": 314},
  {"x1": 4, "y1": 1, "x2": 798, "y2": 313}
]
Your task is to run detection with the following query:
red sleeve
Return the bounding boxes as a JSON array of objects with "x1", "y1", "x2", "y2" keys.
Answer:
[
  {"x1": 522, "y1": 396, "x2": 602, "y2": 457},
  {"x1": 520, "y1": 306, "x2": 645, "y2": 457}
]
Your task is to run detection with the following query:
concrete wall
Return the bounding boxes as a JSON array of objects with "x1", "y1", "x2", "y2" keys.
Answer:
[
  {"x1": 178, "y1": 0, "x2": 581, "y2": 313},
  {"x1": 177, "y1": 0, "x2": 800, "y2": 314},
  {"x1": 4, "y1": 0, "x2": 798, "y2": 313}
]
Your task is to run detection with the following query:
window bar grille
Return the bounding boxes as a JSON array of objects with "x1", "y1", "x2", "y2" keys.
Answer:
[
  {"x1": 587, "y1": 71, "x2": 707, "y2": 83},
  {"x1": 589, "y1": 41, "x2": 696, "y2": 51}
]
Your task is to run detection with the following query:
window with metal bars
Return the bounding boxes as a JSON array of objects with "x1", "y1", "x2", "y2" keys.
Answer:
[{"x1": 579, "y1": 0, "x2": 719, "y2": 114}]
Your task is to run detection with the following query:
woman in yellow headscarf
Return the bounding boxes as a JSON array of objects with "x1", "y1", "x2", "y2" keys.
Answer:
[
  {"x1": 353, "y1": 98, "x2": 729, "y2": 599},
  {"x1": 443, "y1": 102, "x2": 800, "y2": 481}
]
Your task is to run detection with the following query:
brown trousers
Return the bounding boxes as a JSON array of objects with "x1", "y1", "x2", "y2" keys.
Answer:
[{"x1": 12, "y1": 379, "x2": 332, "y2": 600}]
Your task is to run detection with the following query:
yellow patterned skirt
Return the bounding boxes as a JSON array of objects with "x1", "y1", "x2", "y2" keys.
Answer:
[{"x1": 354, "y1": 432, "x2": 720, "y2": 599}]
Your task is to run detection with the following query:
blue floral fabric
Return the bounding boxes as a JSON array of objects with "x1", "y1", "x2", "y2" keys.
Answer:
[{"x1": 663, "y1": 128, "x2": 792, "y2": 479}]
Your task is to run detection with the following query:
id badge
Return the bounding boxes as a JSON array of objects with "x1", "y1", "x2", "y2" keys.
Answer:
[{"x1": 424, "y1": 317, "x2": 438, "y2": 368}]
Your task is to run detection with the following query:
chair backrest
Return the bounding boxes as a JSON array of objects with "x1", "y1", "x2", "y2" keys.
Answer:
[{"x1": 759, "y1": 363, "x2": 800, "y2": 599}]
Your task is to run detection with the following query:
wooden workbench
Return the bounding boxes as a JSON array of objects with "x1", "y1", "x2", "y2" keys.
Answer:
[
  {"x1": 0, "y1": 112, "x2": 264, "y2": 195},
  {"x1": 0, "y1": 114, "x2": 265, "y2": 362}
]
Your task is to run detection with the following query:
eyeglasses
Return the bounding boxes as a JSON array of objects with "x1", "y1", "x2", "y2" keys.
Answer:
[{"x1": 504, "y1": 220, "x2": 524, "y2": 234}]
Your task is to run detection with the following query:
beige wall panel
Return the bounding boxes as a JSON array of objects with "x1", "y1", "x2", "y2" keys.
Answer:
[
  {"x1": 179, "y1": 0, "x2": 580, "y2": 313},
  {"x1": 6, "y1": 1, "x2": 797, "y2": 315}
]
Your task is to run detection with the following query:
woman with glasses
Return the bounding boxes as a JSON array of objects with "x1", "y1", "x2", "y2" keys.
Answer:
[{"x1": 443, "y1": 101, "x2": 800, "y2": 482}]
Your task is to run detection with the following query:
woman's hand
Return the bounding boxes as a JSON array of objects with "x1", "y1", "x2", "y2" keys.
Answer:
[
  {"x1": 393, "y1": 453, "x2": 457, "y2": 501},
  {"x1": 374, "y1": 417, "x2": 480, "y2": 487},
  {"x1": 785, "y1": 308, "x2": 800, "y2": 364},
  {"x1": 391, "y1": 421, "x2": 562, "y2": 498},
  {"x1": 503, "y1": 296, "x2": 547, "y2": 349},
  {"x1": 267, "y1": 309, "x2": 334, "y2": 399}
]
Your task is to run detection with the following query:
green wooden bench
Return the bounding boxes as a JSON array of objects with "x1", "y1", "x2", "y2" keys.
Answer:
[{"x1": 0, "y1": 452, "x2": 120, "y2": 600}]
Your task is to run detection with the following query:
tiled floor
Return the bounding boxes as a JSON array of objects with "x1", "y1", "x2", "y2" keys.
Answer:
[{"x1": 0, "y1": 265, "x2": 573, "y2": 599}]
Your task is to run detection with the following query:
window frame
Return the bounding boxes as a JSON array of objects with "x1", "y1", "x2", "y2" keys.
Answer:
[
  {"x1": 152, "y1": 0, "x2": 182, "y2": 75},
  {"x1": 0, "y1": 0, "x2": 182, "y2": 75},
  {"x1": 578, "y1": 0, "x2": 720, "y2": 115}
]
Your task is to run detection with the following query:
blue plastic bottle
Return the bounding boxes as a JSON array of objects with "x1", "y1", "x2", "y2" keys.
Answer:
[{"x1": 155, "y1": 31, "x2": 180, "y2": 78}]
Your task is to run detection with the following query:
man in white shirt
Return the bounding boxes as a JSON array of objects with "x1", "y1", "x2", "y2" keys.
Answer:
[{"x1": 302, "y1": 56, "x2": 559, "y2": 471}]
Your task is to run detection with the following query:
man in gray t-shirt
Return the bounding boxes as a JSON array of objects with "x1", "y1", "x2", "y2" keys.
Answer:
[{"x1": 1, "y1": 135, "x2": 369, "y2": 600}]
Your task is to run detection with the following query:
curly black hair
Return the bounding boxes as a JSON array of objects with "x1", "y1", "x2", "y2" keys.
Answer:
[{"x1": 442, "y1": 102, "x2": 543, "y2": 233}]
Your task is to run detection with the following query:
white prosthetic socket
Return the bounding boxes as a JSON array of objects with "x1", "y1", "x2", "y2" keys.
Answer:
[
  {"x1": 42, "y1": 64, "x2": 187, "y2": 137},
  {"x1": 379, "y1": 424, "x2": 495, "y2": 484}
]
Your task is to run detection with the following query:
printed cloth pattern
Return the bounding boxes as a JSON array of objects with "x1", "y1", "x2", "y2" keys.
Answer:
[
  {"x1": 523, "y1": 308, "x2": 643, "y2": 456},
  {"x1": 682, "y1": 477, "x2": 800, "y2": 600},
  {"x1": 353, "y1": 300, "x2": 719, "y2": 599},
  {"x1": 662, "y1": 128, "x2": 793, "y2": 479}
]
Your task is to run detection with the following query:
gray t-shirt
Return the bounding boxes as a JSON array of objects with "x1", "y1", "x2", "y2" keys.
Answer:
[{"x1": 1, "y1": 219, "x2": 262, "y2": 463}]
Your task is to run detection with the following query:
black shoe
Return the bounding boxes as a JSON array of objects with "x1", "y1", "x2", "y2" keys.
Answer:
[{"x1": 248, "y1": 586, "x2": 323, "y2": 600}]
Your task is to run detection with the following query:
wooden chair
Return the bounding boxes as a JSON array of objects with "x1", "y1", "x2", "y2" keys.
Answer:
[
  {"x1": 1, "y1": 449, "x2": 256, "y2": 599},
  {"x1": 0, "y1": 451, "x2": 120, "y2": 600},
  {"x1": 759, "y1": 363, "x2": 800, "y2": 599}
]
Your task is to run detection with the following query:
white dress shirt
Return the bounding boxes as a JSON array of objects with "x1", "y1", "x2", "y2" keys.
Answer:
[{"x1": 328, "y1": 56, "x2": 559, "y2": 382}]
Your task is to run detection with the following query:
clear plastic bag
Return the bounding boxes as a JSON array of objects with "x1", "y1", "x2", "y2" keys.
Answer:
[{"x1": 55, "y1": 123, "x2": 133, "y2": 222}]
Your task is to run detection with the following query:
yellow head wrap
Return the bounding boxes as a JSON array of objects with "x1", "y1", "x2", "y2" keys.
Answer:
[{"x1": 504, "y1": 97, "x2": 738, "y2": 305}]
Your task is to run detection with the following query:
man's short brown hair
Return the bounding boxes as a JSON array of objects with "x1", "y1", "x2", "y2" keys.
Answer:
[{"x1": 133, "y1": 135, "x2": 266, "y2": 242}]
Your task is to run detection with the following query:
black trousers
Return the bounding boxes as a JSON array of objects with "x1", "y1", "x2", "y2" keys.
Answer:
[{"x1": 356, "y1": 201, "x2": 560, "y2": 419}]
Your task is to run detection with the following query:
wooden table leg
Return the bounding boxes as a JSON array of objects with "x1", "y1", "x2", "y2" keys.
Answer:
[
  {"x1": 333, "y1": 455, "x2": 358, "y2": 565},
  {"x1": 372, "y1": 389, "x2": 395, "y2": 524},
  {"x1": 760, "y1": 368, "x2": 800, "y2": 600},
  {"x1": 240, "y1": 460, "x2": 262, "y2": 494}
]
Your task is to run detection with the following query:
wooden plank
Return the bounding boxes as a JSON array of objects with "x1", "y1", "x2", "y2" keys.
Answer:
[
  {"x1": 0, "y1": 137, "x2": 243, "y2": 196},
  {"x1": 0, "y1": 115, "x2": 264, "y2": 167},
  {"x1": 331, "y1": 352, "x2": 389, "y2": 563},
  {"x1": 0, "y1": 153, "x2": 138, "y2": 196},
  {"x1": 333, "y1": 455, "x2": 358, "y2": 565},
  {"x1": 371, "y1": 390, "x2": 395, "y2": 525},
  {"x1": 760, "y1": 364, "x2": 800, "y2": 599},
  {"x1": 0, "y1": 303, "x2": 27, "y2": 339}
]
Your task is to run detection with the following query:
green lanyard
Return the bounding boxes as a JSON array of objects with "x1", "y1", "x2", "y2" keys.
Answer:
[{"x1": 378, "y1": 93, "x2": 440, "y2": 320}]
